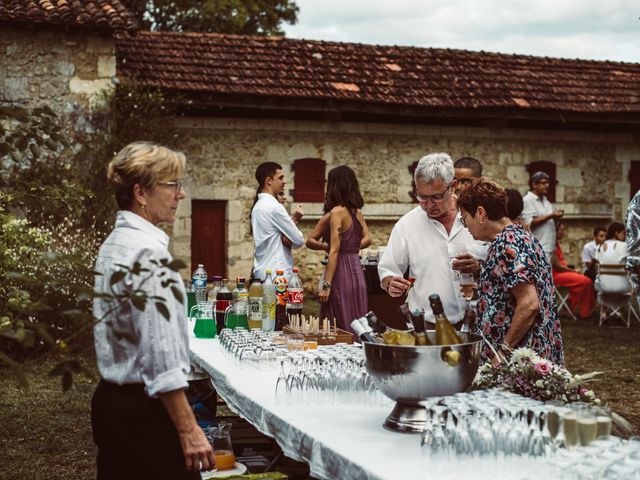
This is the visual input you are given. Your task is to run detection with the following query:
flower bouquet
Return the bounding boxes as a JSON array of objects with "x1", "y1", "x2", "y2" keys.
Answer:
[{"x1": 472, "y1": 347, "x2": 601, "y2": 403}]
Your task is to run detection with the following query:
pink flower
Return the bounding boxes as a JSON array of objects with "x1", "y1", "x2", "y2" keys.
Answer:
[
  {"x1": 534, "y1": 362, "x2": 551, "y2": 376},
  {"x1": 579, "y1": 387, "x2": 588, "y2": 395}
]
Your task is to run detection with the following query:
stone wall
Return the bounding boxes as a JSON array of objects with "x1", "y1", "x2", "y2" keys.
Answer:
[
  {"x1": 171, "y1": 116, "x2": 639, "y2": 291},
  {"x1": 1, "y1": 25, "x2": 115, "y2": 133}
]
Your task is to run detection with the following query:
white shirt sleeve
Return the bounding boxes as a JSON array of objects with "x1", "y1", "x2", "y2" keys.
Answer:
[
  {"x1": 521, "y1": 194, "x2": 536, "y2": 227},
  {"x1": 378, "y1": 221, "x2": 408, "y2": 286},
  {"x1": 272, "y1": 203, "x2": 304, "y2": 248}
]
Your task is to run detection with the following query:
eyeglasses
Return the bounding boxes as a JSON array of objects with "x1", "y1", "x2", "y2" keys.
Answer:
[
  {"x1": 415, "y1": 184, "x2": 451, "y2": 203},
  {"x1": 158, "y1": 180, "x2": 184, "y2": 193}
]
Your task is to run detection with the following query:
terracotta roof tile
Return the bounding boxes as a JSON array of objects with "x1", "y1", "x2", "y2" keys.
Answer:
[
  {"x1": 117, "y1": 31, "x2": 640, "y2": 114},
  {"x1": 0, "y1": 0, "x2": 137, "y2": 32}
]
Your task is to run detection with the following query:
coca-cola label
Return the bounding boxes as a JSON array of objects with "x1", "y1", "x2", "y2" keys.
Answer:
[
  {"x1": 215, "y1": 300, "x2": 231, "y2": 312},
  {"x1": 288, "y1": 288, "x2": 304, "y2": 304}
]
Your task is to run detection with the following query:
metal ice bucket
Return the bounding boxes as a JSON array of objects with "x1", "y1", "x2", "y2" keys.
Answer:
[{"x1": 364, "y1": 332, "x2": 482, "y2": 433}]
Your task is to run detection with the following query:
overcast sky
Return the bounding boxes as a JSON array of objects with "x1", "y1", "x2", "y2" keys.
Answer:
[{"x1": 283, "y1": 0, "x2": 639, "y2": 63}]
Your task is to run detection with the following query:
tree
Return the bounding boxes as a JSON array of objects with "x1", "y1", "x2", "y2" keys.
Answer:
[{"x1": 126, "y1": 0, "x2": 299, "y2": 35}]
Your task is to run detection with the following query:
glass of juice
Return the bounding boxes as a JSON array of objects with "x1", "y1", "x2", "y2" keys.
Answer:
[
  {"x1": 206, "y1": 421, "x2": 236, "y2": 471},
  {"x1": 286, "y1": 333, "x2": 304, "y2": 352}
]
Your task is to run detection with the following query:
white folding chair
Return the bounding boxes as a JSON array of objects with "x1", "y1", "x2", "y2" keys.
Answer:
[
  {"x1": 595, "y1": 264, "x2": 638, "y2": 328},
  {"x1": 554, "y1": 285, "x2": 576, "y2": 321}
]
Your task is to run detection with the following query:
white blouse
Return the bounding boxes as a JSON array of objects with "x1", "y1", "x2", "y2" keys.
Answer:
[{"x1": 93, "y1": 210, "x2": 190, "y2": 398}]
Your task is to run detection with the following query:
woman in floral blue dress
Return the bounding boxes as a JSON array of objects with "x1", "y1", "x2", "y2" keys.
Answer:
[{"x1": 457, "y1": 179, "x2": 564, "y2": 365}]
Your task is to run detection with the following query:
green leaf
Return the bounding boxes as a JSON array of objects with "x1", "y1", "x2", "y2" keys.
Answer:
[
  {"x1": 0, "y1": 143, "x2": 11, "y2": 156},
  {"x1": 34, "y1": 324, "x2": 57, "y2": 348},
  {"x1": 28, "y1": 142, "x2": 42, "y2": 157},
  {"x1": 44, "y1": 138, "x2": 58, "y2": 151},
  {"x1": 155, "y1": 302, "x2": 171, "y2": 321},
  {"x1": 62, "y1": 370, "x2": 73, "y2": 391},
  {"x1": 0, "y1": 352, "x2": 28, "y2": 388},
  {"x1": 110, "y1": 270, "x2": 126, "y2": 286},
  {"x1": 49, "y1": 362, "x2": 67, "y2": 377},
  {"x1": 170, "y1": 286, "x2": 184, "y2": 305}
]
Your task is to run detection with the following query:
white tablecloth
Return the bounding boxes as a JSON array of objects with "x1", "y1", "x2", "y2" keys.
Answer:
[{"x1": 190, "y1": 337, "x2": 554, "y2": 480}]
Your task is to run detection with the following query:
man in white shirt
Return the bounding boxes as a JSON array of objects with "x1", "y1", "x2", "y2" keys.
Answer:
[
  {"x1": 581, "y1": 225, "x2": 607, "y2": 281},
  {"x1": 378, "y1": 153, "x2": 486, "y2": 326},
  {"x1": 521, "y1": 171, "x2": 564, "y2": 262},
  {"x1": 251, "y1": 162, "x2": 304, "y2": 281}
]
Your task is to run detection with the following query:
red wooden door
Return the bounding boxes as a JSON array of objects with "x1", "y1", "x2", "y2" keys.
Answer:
[
  {"x1": 191, "y1": 200, "x2": 227, "y2": 280},
  {"x1": 630, "y1": 161, "x2": 640, "y2": 200}
]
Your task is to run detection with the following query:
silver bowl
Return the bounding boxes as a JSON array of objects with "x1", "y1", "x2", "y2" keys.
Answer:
[{"x1": 364, "y1": 332, "x2": 482, "y2": 433}]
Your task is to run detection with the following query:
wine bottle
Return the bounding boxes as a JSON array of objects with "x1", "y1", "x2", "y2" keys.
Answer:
[
  {"x1": 428, "y1": 294, "x2": 462, "y2": 366},
  {"x1": 350, "y1": 318, "x2": 382, "y2": 344},
  {"x1": 409, "y1": 308, "x2": 432, "y2": 346},
  {"x1": 365, "y1": 311, "x2": 415, "y2": 346},
  {"x1": 428, "y1": 294, "x2": 463, "y2": 345},
  {"x1": 398, "y1": 303, "x2": 414, "y2": 330}
]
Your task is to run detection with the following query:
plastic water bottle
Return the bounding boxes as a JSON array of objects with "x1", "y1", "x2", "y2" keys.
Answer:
[
  {"x1": 207, "y1": 275, "x2": 223, "y2": 302},
  {"x1": 287, "y1": 267, "x2": 304, "y2": 323},
  {"x1": 192, "y1": 264, "x2": 208, "y2": 304},
  {"x1": 262, "y1": 270, "x2": 276, "y2": 331}
]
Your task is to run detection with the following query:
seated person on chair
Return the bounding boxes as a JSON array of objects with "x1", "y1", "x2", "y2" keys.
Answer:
[
  {"x1": 581, "y1": 225, "x2": 607, "y2": 282},
  {"x1": 552, "y1": 222, "x2": 595, "y2": 320},
  {"x1": 595, "y1": 222, "x2": 629, "y2": 294}
]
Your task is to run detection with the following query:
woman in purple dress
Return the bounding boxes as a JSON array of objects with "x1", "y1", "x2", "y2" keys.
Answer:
[{"x1": 306, "y1": 166, "x2": 371, "y2": 331}]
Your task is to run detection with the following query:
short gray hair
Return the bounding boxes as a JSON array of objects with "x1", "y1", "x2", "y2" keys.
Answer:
[{"x1": 414, "y1": 153, "x2": 454, "y2": 185}]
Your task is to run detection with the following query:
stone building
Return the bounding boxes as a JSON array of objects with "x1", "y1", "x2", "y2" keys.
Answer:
[
  {"x1": 3, "y1": 3, "x2": 640, "y2": 291},
  {"x1": 116, "y1": 32, "x2": 640, "y2": 288},
  {"x1": 0, "y1": 0, "x2": 136, "y2": 135}
]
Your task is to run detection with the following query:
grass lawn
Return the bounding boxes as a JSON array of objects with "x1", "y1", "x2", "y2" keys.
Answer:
[{"x1": 1, "y1": 317, "x2": 638, "y2": 480}]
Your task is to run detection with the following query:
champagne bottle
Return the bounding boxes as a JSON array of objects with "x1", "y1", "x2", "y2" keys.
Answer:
[
  {"x1": 428, "y1": 294, "x2": 463, "y2": 345},
  {"x1": 398, "y1": 303, "x2": 414, "y2": 330},
  {"x1": 409, "y1": 308, "x2": 432, "y2": 346},
  {"x1": 428, "y1": 294, "x2": 462, "y2": 366},
  {"x1": 365, "y1": 311, "x2": 415, "y2": 346},
  {"x1": 350, "y1": 318, "x2": 383, "y2": 344}
]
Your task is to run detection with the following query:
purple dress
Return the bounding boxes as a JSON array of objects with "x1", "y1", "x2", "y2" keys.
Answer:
[{"x1": 320, "y1": 210, "x2": 368, "y2": 332}]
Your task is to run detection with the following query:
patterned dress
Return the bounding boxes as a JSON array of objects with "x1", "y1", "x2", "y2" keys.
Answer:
[{"x1": 476, "y1": 223, "x2": 564, "y2": 365}]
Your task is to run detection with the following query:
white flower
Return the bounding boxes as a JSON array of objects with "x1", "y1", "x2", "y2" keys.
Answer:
[
  {"x1": 535, "y1": 380, "x2": 544, "y2": 388},
  {"x1": 509, "y1": 347, "x2": 541, "y2": 366}
]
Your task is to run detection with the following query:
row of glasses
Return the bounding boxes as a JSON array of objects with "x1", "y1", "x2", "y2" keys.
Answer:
[
  {"x1": 218, "y1": 328, "x2": 288, "y2": 369},
  {"x1": 274, "y1": 343, "x2": 391, "y2": 407},
  {"x1": 419, "y1": 389, "x2": 633, "y2": 479}
]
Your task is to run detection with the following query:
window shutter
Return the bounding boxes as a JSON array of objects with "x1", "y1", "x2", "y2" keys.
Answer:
[{"x1": 292, "y1": 159, "x2": 326, "y2": 202}]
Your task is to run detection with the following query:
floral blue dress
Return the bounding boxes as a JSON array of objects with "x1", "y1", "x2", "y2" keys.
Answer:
[{"x1": 476, "y1": 223, "x2": 564, "y2": 365}]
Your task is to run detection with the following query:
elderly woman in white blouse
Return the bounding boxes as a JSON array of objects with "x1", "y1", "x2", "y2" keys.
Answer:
[{"x1": 92, "y1": 142, "x2": 214, "y2": 479}]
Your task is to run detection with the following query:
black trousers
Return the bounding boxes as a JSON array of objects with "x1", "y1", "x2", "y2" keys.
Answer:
[{"x1": 91, "y1": 380, "x2": 200, "y2": 480}]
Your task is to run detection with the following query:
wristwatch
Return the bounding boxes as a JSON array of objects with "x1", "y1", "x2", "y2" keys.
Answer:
[{"x1": 322, "y1": 281, "x2": 332, "y2": 290}]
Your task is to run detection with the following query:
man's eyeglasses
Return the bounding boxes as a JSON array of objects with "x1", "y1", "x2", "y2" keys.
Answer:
[
  {"x1": 415, "y1": 184, "x2": 451, "y2": 203},
  {"x1": 158, "y1": 180, "x2": 184, "y2": 193}
]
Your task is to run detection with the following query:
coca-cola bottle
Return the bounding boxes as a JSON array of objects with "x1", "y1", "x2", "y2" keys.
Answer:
[
  {"x1": 215, "y1": 278, "x2": 233, "y2": 334},
  {"x1": 273, "y1": 269, "x2": 288, "y2": 330},
  {"x1": 287, "y1": 267, "x2": 304, "y2": 323}
]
